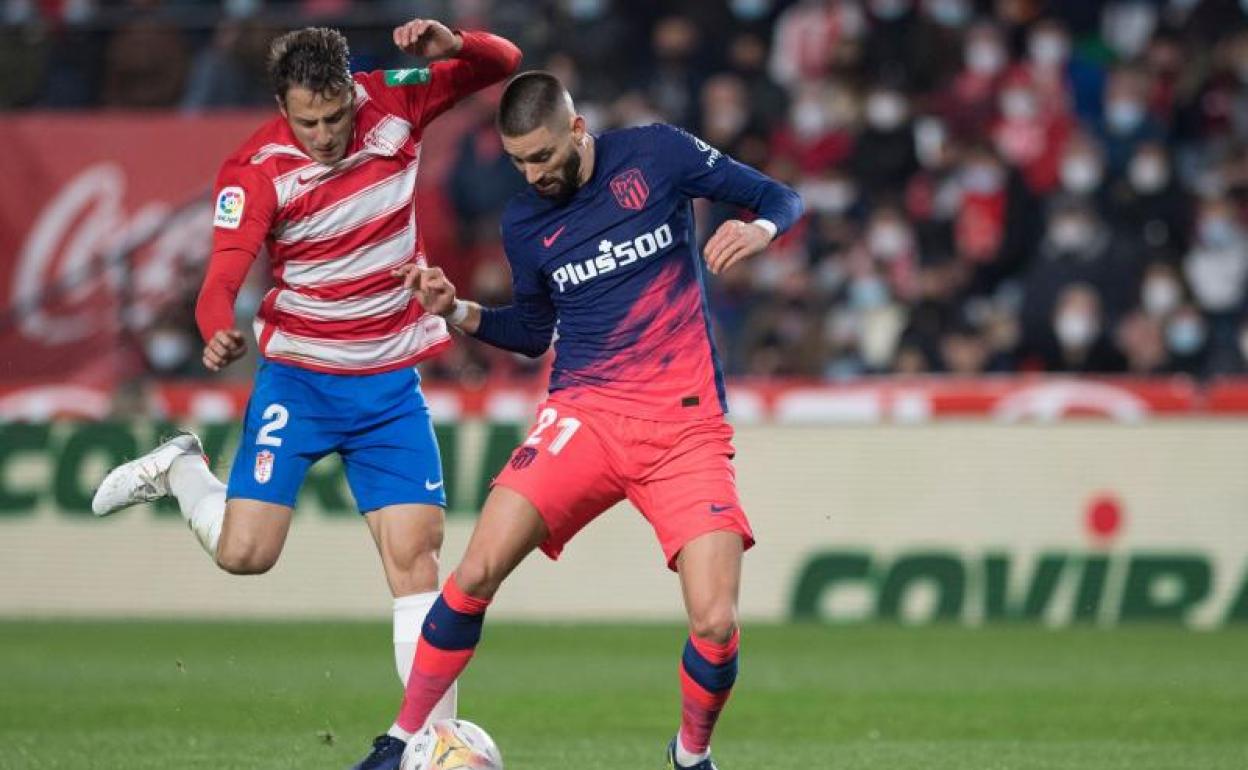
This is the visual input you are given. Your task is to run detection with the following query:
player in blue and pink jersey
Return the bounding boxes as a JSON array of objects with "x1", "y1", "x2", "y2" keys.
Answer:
[{"x1": 358, "y1": 71, "x2": 802, "y2": 770}]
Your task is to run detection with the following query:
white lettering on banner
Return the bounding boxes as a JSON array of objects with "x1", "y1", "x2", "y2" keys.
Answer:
[{"x1": 12, "y1": 163, "x2": 212, "y2": 345}]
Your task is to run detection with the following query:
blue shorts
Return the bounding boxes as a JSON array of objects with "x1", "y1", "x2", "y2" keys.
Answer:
[{"x1": 226, "y1": 360, "x2": 446, "y2": 513}]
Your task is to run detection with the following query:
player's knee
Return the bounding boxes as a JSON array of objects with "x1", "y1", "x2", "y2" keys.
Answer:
[
  {"x1": 452, "y1": 559, "x2": 502, "y2": 601},
  {"x1": 215, "y1": 539, "x2": 279, "y2": 575},
  {"x1": 388, "y1": 548, "x2": 441, "y2": 595},
  {"x1": 688, "y1": 607, "x2": 738, "y2": 645}
]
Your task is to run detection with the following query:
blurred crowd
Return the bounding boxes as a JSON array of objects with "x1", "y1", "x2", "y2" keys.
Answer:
[{"x1": 9, "y1": 0, "x2": 1248, "y2": 380}]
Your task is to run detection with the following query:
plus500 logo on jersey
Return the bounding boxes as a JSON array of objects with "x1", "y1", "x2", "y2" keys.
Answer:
[{"x1": 551, "y1": 223, "x2": 674, "y2": 293}]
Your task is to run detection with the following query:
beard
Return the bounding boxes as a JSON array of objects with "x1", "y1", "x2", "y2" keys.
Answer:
[{"x1": 534, "y1": 149, "x2": 583, "y2": 203}]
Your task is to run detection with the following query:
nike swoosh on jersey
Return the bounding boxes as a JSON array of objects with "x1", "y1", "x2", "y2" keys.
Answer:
[
  {"x1": 425, "y1": 479, "x2": 444, "y2": 490},
  {"x1": 542, "y1": 224, "x2": 567, "y2": 248}
]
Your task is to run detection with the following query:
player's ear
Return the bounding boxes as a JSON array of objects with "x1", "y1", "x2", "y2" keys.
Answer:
[
  {"x1": 571, "y1": 115, "x2": 587, "y2": 146},
  {"x1": 275, "y1": 93, "x2": 288, "y2": 119}
]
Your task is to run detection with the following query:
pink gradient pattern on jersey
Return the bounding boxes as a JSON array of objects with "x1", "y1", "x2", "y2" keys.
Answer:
[{"x1": 554, "y1": 257, "x2": 722, "y2": 420}]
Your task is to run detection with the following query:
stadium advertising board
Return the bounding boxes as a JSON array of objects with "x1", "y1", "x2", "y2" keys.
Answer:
[
  {"x1": 0, "y1": 113, "x2": 263, "y2": 386},
  {"x1": 0, "y1": 418, "x2": 1244, "y2": 627}
]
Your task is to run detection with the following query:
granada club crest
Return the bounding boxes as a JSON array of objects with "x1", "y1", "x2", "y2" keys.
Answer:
[
  {"x1": 610, "y1": 168, "x2": 649, "y2": 210},
  {"x1": 254, "y1": 449, "x2": 275, "y2": 484}
]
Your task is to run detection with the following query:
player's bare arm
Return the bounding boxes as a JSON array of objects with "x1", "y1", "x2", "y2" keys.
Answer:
[
  {"x1": 393, "y1": 19, "x2": 463, "y2": 58},
  {"x1": 201, "y1": 329, "x2": 247, "y2": 372},
  {"x1": 703, "y1": 219, "x2": 776, "y2": 276}
]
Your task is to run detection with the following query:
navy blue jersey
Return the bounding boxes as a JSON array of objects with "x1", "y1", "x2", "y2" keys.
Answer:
[{"x1": 475, "y1": 123, "x2": 802, "y2": 420}]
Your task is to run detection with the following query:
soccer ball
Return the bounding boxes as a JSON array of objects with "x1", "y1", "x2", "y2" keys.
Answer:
[{"x1": 400, "y1": 719, "x2": 503, "y2": 770}]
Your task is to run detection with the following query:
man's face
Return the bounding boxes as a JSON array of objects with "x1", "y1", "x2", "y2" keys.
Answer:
[
  {"x1": 502, "y1": 120, "x2": 583, "y2": 202},
  {"x1": 279, "y1": 85, "x2": 354, "y2": 165}
]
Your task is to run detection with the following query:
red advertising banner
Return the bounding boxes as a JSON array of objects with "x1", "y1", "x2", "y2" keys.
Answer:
[{"x1": 0, "y1": 112, "x2": 266, "y2": 386}]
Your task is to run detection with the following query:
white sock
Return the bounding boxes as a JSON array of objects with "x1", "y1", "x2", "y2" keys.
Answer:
[
  {"x1": 387, "y1": 723, "x2": 414, "y2": 742},
  {"x1": 676, "y1": 734, "x2": 710, "y2": 766},
  {"x1": 168, "y1": 454, "x2": 227, "y2": 557},
  {"x1": 394, "y1": 591, "x2": 458, "y2": 725}
]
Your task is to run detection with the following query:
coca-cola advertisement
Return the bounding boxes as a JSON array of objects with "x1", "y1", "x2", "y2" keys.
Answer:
[{"x1": 0, "y1": 112, "x2": 264, "y2": 387}]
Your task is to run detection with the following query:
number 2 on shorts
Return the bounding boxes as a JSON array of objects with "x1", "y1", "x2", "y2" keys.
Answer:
[
  {"x1": 257, "y1": 403, "x2": 289, "y2": 447},
  {"x1": 524, "y1": 407, "x2": 581, "y2": 455}
]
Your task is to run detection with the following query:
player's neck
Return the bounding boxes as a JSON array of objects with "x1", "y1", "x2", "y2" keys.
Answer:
[{"x1": 578, "y1": 134, "x2": 596, "y2": 187}]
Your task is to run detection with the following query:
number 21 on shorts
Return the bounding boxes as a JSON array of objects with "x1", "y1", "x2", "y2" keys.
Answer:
[{"x1": 524, "y1": 407, "x2": 581, "y2": 455}]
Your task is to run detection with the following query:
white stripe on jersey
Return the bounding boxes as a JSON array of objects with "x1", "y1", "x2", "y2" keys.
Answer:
[
  {"x1": 281, "y1": 225, "x2": 414, "y2": 288},
  {"x1": 272, "y1": 285, "x2": 411, "y2": 321},
  {"x1": 261, "y1": 314, "x2": 450, "y2": 370},
  {"x1": 275, "y1": 161, "x2": 417, "y2": 244}
]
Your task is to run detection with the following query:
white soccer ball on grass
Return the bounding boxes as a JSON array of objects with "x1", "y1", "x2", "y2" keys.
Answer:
[{"x1": 400, "y1": 718, "x2": 503, "y2": 770}]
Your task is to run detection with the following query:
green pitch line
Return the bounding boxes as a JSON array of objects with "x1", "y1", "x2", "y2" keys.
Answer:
[{"x1": 1, "y1": 622, "x2": 1245, "y2": 769}]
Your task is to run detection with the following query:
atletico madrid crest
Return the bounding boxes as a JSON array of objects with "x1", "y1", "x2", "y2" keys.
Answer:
[
  {"x1": 610, "y1": 168, "x2": 649, "y2": 210},
  {"x1": 254, "y1": 449, "x2": 275, "y2": 484}
]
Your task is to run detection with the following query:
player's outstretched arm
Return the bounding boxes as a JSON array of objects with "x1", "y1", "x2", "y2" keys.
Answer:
[
  {"x1": 393, "y1": 264, "x2": 554, "y2": 357},
  {"x1": 392, "y1": 19, "x2": 463, "y2": 59},
  {"x1": 392, "y1": 20, "x2": 521, "y2": 125}
]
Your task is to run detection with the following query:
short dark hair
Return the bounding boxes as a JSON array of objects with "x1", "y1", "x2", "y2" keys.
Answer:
[
  {"x1": 497, "y1": 71, "x2": 570, "y2": 136},
  {"x1": 267, "y1": 27, "x2": 351, "y2": 101}
]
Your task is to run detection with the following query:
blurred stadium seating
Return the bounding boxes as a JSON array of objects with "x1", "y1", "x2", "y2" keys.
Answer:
[{"x1": 9, "y1": 0, "x2": 1248, "y2": 394}]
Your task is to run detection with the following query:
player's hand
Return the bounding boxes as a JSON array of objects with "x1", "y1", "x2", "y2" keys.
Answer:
[
  {"x1": 703, "y1": 219, "x2": 774, "y2": 275},
  {"x1": 202, "y1": 329, "x2": 247, "y2": 372},
  {"x1": 393, "y1": 264, "x2": 458, "y2": 316},
  {"x1": 393, "y1": 19, "x2": 462, "y2": 59}
]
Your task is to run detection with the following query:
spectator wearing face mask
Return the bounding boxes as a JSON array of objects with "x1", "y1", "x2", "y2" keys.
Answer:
[
  {"x1": 771, "y1": 80, "x2": 856, "y2": 174},
  {"x1": 1039, "y1": 283, "x2": 1127, "y2": 373},
  {"x1": 991, "y1": 69, "x2": 1076, "y2": 195},
  {"x1": 769, "y1": 0, "x2": 863, "y2": 86},
  {"x1": 936, "y1": 21, "x2": 1010, "y2": 141},
  {"x1": 1163, "y1": 304, "x2": 1212, "y2": 376},
  {"x1": 851, "y1": 85, "x2": 919, "y2": 202},
  {"x1": 1015, "y1": 18, "x2": 1077, "y2": 118},
  {"x1": 1184, "y1": 197, "x2": 1248, "y2": 348},
  {"x1": 1098, "y1": 66, "x2": 1165, "y2": 176},
  {"x1": 953, "y1": 143, "x2": 1042, "y2": 295},
  {"x1": 1055, "y1": 132, "x2": 1110, "y2": 205},
  {"x1": 1137, "y1": 260, "x2": 1189, "y2": 321},
  {"x1": 1107, "y1": 142, "x2": 1191, "y2": 254},
  {"x1": 862, "y1": 204, "x2": 921, "y2": 302},
  {"x1": 1021, "y1": 199, "x2": 1142, "y2": 346}
]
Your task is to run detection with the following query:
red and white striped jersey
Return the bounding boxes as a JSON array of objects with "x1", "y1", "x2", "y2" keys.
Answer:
[{"x1": 200, "y1": 31, "x2": 520, "y2": 375}]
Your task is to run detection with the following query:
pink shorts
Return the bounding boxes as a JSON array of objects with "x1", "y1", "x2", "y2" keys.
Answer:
[{"x1": 493, "y1": 396, "x2": 755, "y2": 571}]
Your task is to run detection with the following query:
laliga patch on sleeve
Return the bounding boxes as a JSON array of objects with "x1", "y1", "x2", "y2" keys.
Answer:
[{"x1": 213, "y1": 186, "x2": 246, "y2": 229}]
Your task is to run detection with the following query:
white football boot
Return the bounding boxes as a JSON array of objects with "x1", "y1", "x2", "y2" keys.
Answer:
[{"x1": 91, "y1": 432, "x2": 204, "y2": 516}]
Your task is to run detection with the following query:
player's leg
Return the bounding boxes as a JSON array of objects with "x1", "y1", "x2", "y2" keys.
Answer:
[
  {"x1": 91, "y1": 434, "x2": 300, "y2": 572},
  {"x1": 364, "y1": 503, "x2": 456, "y2": 722},
  {"x1": 623, "y1": 415, "x2": 753, "y2": 769},
  {"x1": 339, "y1": 369, "x2": 455, "y2": 706},
  {"x1": 670, "y1": 531, "x2": 744, "y2": 769},
  {"x1": 386, "y1": 486, "x2": 547, "y2": 741},
  {"x1": 353, "y1": 398, "x2": 623, "y2": 770},
  {"x1": 350, "y1": 486, "x2": 548, "y2": 770}
]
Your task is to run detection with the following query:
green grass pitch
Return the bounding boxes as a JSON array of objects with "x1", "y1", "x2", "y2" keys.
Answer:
[{"x1": 2, "y1": 621, "x2": 1246, "y2": 769}]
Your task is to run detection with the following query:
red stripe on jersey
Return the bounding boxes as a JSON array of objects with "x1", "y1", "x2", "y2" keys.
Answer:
[
  {"x1": 262, "y1": 300, "x2": 420, "y2": 341},
  {"x1": 277, "y1": 207, "x2": 412, "y2": 263},
  {"x1": 287, "y1": 261, "x2": 414, "y2": 301}
]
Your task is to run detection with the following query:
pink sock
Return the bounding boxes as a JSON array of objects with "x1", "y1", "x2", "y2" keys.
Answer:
[
  {"x1": 678, "y1": 628, "x2": 740, "y2": 754},
  {"x1": 395, "y1": 576, "x2": 490, "y2": 733}
]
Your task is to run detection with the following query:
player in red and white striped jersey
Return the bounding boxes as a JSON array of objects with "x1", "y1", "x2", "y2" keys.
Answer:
[{"x1": 89, "y1": 21, "x2": 520, "y2": 755}]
